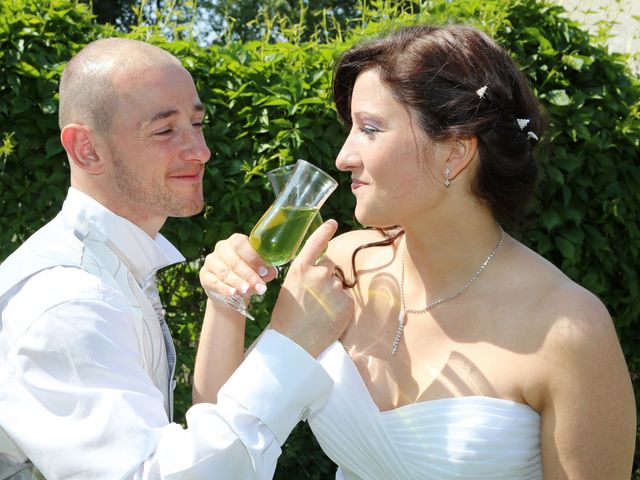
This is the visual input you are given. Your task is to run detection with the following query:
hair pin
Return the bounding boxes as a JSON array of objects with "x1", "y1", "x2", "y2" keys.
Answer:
[
  {"x1": 516, "y1": 118, "x2": 538, "y2": 141},
  {"x1": 476, "y1": 85, "x2": 488, "y2": 98}
]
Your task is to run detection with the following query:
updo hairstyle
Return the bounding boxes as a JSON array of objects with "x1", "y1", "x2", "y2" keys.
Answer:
[
  {"x1": 331, "y1": 25, "x2": 546, "y2": 288},
  {"x1": 333, "y1": 24, "x2": 545, "y2": 227}
]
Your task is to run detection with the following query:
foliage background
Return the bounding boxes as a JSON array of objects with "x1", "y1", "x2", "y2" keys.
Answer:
[{"x1": 0, "y1": 0, "x2": 638, "y2": 477}]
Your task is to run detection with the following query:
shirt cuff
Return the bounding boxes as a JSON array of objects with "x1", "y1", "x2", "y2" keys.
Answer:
[{"x1": 218, "y1": 329, "x2": 333, "y2": 444}]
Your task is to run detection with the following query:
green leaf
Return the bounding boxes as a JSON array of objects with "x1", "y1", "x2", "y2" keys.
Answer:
[
  {"x1": 296, "y1": 97, "x2": 324, "y2": 106},
  {"x1": 40, "y1": 98, "x2": 57, "y2": 115},
  {"x1": 523, "y1": 27, "x2": 555, "y2": 54},
  {"x1": 546, "y1": 165, "x2": 564, "y2": 184},
  {"x1": 564, "y1": 208, "x2": 582, "y2": 225},
  {"x1": 16, "y1": 60, "x2": 41, "y2": 77},
  {"x1": 555, "y1": 236, "x2": 575, "y2": 259},
  {"x1": 540, "y1": 210, "x2": 562, "y2": 231},
  {"x1": 546, "y1": 89, "x2": 572, "y2": 106},
  {"x1": 556, "y1": 154, "x2": 583, "y2": 172},
  {"x1": 44, "y1": 136, "x2": 63, "y2": 158},
  {"x1": 260, "y1": 98, "x2": 290, "y2": 107},
  {"x1": 561, "y1": 54, "x2": 593, "y2": 71},
  {"x1": 561, "y1": 227, "x2": 584, "y2": 244}
]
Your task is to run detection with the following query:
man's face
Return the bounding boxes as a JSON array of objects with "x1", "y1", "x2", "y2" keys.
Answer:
[{"x1": 98, "y1": 63, "x2": 210, "y2": 232}]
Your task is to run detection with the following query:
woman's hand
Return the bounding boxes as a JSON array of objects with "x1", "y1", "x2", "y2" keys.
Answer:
[{"x1": 271, "y1": 219, "x2": 355, "y2": 357}]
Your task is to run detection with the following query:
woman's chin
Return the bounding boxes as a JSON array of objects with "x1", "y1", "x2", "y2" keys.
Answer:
[{"x1": 354, "y1": 210, "x2": 390, "y2": 229}]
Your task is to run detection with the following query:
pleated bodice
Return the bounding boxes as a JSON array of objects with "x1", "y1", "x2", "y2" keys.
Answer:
[{"x1": 308, "y1": 342, "x2": 542, "y2": 479}]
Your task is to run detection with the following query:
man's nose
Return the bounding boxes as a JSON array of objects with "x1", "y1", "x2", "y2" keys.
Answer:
[{"x1": 184, "y1": 130, "x2": 211, "y2": 164}]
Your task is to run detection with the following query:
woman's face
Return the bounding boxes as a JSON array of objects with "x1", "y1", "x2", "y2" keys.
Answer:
[{"x1": 335, "y1": 68, "x2": 447, "y2": 228}]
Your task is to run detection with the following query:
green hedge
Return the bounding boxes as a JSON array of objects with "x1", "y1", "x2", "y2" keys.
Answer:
[{"x1": 1, "y1": 0, "x2": 638, "y2": 477}]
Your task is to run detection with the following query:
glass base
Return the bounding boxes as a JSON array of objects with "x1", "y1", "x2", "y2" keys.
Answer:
[{"x1": 206, "y1": 291, "x2": 255, "y2": 321}]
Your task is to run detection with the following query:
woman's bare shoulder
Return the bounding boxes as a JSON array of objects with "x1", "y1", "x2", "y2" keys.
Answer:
[
  {"x1": 514, "y1": 246, "x2": 636, "y2": 478},
  {"x1": 326, "y1": 228, "x2": 398, "y2": 265},
  {"x1": 511, "y1": 243, "x2": 611, "y2": 331},
  {"x1": 537, "y1": 276, "x2": 617, "y2": 361},
  {"x1": 331, "y1": 228, "x2": 392, "y2": 245},
  {"x1": 509, "y1": 242, "x2": 625, "y2": 391},
  {"x1": 509, "y1": 241, "x2": 612, "y2": 333}
]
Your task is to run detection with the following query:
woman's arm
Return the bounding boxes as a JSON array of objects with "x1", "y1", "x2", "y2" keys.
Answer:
[{"x1": 539, "y1": 285, "x2": 636, "y2": 479}]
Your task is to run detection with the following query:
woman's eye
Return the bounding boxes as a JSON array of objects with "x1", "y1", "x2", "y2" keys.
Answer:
[
  {"x1": 360, "y1": 125, "x2": 378, "y2": 136},
  {"x1": 155, "y1": 128, "x2": 173, "y2": 136},
  {"x1": 193, "y1": 121, "x2": 204, "y2": 129}
]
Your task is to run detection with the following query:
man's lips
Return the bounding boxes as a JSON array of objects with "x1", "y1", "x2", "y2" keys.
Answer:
[{"x1": 168, "y1": 168, "x2": 203, "y2": 181}]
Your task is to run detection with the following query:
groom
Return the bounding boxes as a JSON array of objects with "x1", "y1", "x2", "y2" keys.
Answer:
[{"x1": 0, "y1": 37, "x2": 352, "y2": 478}]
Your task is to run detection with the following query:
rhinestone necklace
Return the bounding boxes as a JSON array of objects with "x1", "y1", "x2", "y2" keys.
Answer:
[{"x1": 392, "y1": 225, "x2": 504, "y2": 355}]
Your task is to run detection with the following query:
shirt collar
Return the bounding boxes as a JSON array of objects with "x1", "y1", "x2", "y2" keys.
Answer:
[{"x1": 60, "y1": 187, "x2": 185, "y2": 284}]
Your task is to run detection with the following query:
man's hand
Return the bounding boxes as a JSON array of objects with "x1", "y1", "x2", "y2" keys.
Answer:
[
  {"x1": 271, "y1": 219, "x2": 354, "y2": 357},
  {"x1": 199, "y1": 233, "x2": 277, "y2": 302}
]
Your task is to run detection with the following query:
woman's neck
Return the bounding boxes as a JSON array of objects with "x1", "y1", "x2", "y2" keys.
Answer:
[{"x1": 399, "y1": 207, "x2": 504, "y2": 305}]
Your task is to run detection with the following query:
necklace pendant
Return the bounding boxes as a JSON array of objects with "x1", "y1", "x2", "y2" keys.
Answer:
[{"x1": 391, "y1": 310, "x2": 406, "y2": 355}]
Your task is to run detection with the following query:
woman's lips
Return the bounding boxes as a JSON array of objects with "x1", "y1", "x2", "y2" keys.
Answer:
[{"x1": 351, "y1": 178, "x2": 366, "y2": 190}]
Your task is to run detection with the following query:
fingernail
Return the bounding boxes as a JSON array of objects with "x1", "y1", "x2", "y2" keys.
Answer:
[
  {"x1": 228, "y1": 287, "x2": 237, "y2": 296},
  {"x1": 258, "y1": 266, "x2": 269, "y2": 277},
  {"x1": 255, "y1": 283, "x2": 267, "y2": 295},
  {"x1": 240, "y1": 282, "x2": 250, "y2": 294}
]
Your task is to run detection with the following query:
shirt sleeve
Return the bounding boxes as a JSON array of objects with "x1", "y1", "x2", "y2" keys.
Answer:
[{"x1": 0, "y1": 269, "x2": 333, "y2": 480}]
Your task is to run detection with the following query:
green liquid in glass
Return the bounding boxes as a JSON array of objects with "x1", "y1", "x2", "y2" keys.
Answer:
[
  {"x1": 249, "y1": 205, "x2": 319, "y2": 266},
  {"x1": 296, "y1": 212, "x2": 323, "y2": 256}
]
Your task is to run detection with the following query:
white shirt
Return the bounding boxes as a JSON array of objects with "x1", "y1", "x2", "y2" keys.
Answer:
[{"x1": 0, "y1": 187, "x2": 333, "y2": 479}]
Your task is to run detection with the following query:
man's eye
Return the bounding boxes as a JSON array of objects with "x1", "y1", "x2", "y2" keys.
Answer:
[{"x1": 155, "y1": 128, "x2": 172, "y2": 136}]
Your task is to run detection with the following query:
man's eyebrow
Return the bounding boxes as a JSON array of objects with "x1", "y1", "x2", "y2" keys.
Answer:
[
  {"x1": 145, "y1": 109, "x2": 178, "y2": 127},
  {"x1": 144, "y1": 102, "x2": 206, "y2": 127}
]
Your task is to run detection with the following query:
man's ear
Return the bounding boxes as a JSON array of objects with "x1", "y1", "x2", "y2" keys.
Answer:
[
  {"x1": 60, "y1": 124, "x2": 105, "y2": 175},
  {"x1": 442, "y1": 136, "x2": 478, "y2": 182}
]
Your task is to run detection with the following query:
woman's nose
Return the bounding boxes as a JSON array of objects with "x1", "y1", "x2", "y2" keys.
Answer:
[{"x1": 335, "y1": 132, "x2": 360, "y2": 172}]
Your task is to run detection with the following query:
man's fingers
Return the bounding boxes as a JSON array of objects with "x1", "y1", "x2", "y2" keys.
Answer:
[
  {"x1": 202, "y1": 234, "x2": 274, "y2": 296},
  {"x1": 294, "y1": 219, "x2": 338, "y2": 266}
]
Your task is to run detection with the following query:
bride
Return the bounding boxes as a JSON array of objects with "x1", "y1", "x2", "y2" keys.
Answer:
[{"x1": 196, "y1": 24, "x2": 636, "y2": 479}]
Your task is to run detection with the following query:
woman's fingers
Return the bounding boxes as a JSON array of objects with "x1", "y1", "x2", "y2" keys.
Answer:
[
  {"x1": 293, "y1": 219, "x2": 338, "y2": 268},
  {"x1": 271, "y1": 219, "x2": 355, "y2": 357}
]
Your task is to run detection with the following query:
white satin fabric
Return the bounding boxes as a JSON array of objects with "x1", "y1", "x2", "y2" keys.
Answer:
[{"x1": 309, "y1": 342, "x2": 542, "y2": 480}]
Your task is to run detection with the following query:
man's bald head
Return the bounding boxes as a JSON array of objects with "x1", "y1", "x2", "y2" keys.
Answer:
[{"x1": 58, "y1": 38, "x2": 182, "y2": 133}]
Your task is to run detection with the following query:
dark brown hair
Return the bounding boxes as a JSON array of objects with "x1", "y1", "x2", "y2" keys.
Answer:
[{"x1": 332, "y1": 24, "x2": 545, "y2": 287}]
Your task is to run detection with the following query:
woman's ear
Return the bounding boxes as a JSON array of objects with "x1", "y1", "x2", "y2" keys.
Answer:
[
  {"x1": 60, "y1": 124, "x2": 104, "y2": 175},
  {"x1": 442, "y1": 136, "x2": 478, "y2": 184}
]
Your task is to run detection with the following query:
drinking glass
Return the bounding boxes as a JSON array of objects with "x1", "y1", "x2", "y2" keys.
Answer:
[
  {"x1": 209, "y1": 159, "x2": 338, "y2": 319},
  {"x1": 266, "y1": 163, "x2": 325, "y2": 258}
]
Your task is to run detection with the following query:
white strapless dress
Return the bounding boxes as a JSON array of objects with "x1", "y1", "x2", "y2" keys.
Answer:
[{"x1": 308, "y1": 342, "x2": 542, "y2": 479}]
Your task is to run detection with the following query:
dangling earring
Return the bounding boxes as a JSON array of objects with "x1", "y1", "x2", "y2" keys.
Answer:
[{"x1": 444, "y1": 168, "x2": 451, "y2": 188}]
